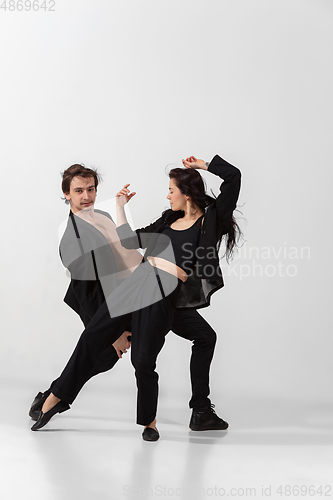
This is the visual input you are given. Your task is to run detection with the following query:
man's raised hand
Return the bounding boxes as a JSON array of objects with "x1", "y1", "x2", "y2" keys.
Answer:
[{"x1": 116, "y1": 184, "x2": 136, "y2": 206}]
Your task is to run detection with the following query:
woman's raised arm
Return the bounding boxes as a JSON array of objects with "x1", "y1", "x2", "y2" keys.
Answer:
[
  {"x1": 207, "y1": 155, "x2": 241, "y2": 232},
  {"x1": 183, "y1": 154, "x2": 241, "y2": 233}
]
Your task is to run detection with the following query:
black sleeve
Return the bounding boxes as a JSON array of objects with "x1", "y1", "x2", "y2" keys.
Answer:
[
  {"x1": 116, "y1": 215, "x2": 165, "y2": 249},
  {"x1": 207, "y1": 154, "x2": 241, "y2": 232}
]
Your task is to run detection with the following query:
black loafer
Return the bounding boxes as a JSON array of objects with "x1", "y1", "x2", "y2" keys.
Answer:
[
  {"x1": 189, "y1": 404, "x2": 229, "y2": 431},
  {"x1": 31, "y1": 401, "x2": 70, "y2": 431},
  {"x1": 29, "y1": 389, "x2": 51, "y2": 421},
  {"x1": 142, "y1": 427, "x2": 160, "y2": 441}
]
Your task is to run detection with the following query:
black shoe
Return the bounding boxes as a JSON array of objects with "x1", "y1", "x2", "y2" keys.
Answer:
[
  {"x1": 31, "y1": 401, "x2": 70, "y2": 431},
  {"x1": 189, "y1": 404, "x2": 229, "y2": 431},
  {"x1": 142, "y1": 427, "x2": 160, "y2": 441},
  {"x1": 29, "y1": 389, "x2": 51, "y2": 421}
]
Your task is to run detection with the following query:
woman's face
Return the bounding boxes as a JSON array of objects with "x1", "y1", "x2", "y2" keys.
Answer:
[{"x1": 167, "y1": 178, "x2": 187, "y2": 211}]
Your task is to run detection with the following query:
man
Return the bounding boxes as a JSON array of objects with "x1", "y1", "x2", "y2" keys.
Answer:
[{"x1": 29, "y1": 164, "x2": 227, "y2": 438}]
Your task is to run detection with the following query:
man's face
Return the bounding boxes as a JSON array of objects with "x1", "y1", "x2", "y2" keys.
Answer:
[{"x1": 64, "y1": 176, "x2": 97, "y2": 213}]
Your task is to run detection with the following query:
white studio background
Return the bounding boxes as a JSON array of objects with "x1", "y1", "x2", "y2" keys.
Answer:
[{"x1": 0, "y1": 0, "x2": 332, "y2": 412}]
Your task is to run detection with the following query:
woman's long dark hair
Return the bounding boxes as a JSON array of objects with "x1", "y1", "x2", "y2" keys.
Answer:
[{"x1": 162, "y1": 167, "x2": 243, "y2": 262}]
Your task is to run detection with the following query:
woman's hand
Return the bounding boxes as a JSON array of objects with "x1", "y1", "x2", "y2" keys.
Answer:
[
  {"x1": 116, "y1": 183, "x2": 136, "y2": 206},
  {"x1": 182, "y1": 156, "x2": 208, "y2": 170}
]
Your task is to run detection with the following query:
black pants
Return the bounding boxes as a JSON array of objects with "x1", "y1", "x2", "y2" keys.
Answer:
[
  {"x1": 51, "y1": 301, "x2": 132, "y2": 403},
  {"x1": 131, "y1": 278, "x2": 182, "y2": 425},
  {"x1": 171, "y1": 308, "x2": 216, "y2": 409},
  {"x1": 50, "y1": 268, "x2": 216, "y2": 413}
]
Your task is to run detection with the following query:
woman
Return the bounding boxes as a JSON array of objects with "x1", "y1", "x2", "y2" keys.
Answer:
[
  {"x1": 32, "y1": 153, "x2": 241, "y2": 441},
  {"x1": 111, "y1": 153, "x2": 242, "y2": 440}
]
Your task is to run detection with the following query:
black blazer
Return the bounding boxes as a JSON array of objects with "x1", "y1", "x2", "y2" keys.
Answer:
[
  {"x1": 59, "y1": 209, "x2": 129, "y2": 326},
  {"x1": 116, "y1": 154, "x2": 241, "y2": 309}
]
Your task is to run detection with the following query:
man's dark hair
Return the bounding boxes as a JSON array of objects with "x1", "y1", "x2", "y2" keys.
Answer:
[{"x1": 61, "y1": 164, "x2": 102, "y2": 204}]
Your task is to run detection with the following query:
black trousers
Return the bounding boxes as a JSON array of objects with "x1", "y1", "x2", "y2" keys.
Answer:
[
  {"x1": 131, "y1": 279, "x2": 182, "y2": 425},
  {"x1": 50, "y1": 268, "x2": 216, "y2": 413},
  {"x1": 51, "y1": 301, "x2": 132, "y2": 403}
]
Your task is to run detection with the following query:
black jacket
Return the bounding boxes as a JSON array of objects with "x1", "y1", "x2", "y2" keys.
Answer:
[
  {"x1": 116, "y1": 154, "x2": 241, "y2": 309},
  {"x1": 59, "y1": 209, "x2": 123, "y2": 325}
]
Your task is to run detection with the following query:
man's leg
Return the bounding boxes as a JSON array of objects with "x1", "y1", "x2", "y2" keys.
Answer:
[
  {"x1": 31, "y1": 302, "x2": 133, "y2": 430},
  {"x1": 46, "y1": 342, "x2": 120, "y2": 396},
  {"x1": 50, "y1": 301, "x2": 132, "y2": 404},
  {"x1": 30, "y1": 316, "x2": 131, "y2": 420}
]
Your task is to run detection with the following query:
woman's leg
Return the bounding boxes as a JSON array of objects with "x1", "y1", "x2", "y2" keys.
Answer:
[
  {"x1": 171, "y1": 309, "x2": 216, "y2": 409},
  {"x1": 131, "y1": 278, "x2": 181, "y2": 427}
]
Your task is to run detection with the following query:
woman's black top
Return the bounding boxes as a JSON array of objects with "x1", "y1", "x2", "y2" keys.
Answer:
[
  {"x1": 116, "y1": 154, "x2": 242, "y2": 309},
  {"x1": 150, "y1": 214, "x2": 204, "y2": 273}
]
